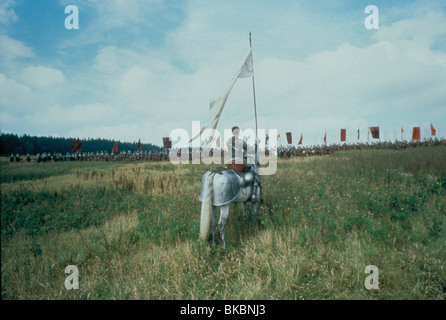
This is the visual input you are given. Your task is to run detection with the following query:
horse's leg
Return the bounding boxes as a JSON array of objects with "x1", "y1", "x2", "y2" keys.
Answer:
[
  {"x1": 242, "y1": 202, "x2": 247, "y2": 216},
  {"x1": 252, "y1": 202, "x2": 258, "y2": 216},
  {"x1": 251, "y1": 187, "x2": 260, "y2": 222},
  {"x1": 218, "y1": 204, "x2": 230, "y2": 249},
  {"x1": 211, "y1": 205, "x2": 217, "y2": 246}
]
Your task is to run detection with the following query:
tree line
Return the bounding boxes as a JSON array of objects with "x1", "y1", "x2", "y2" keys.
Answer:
[{"x1": 0, "y1": 133, "x2": 163, "y2": 155}]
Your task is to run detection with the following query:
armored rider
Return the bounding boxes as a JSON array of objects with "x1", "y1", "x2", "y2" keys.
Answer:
[{"x1": 225, "y1": 126, "x2": 261, "y2": 202}]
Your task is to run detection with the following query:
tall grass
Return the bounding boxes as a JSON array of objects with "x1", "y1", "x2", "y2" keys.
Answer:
[{"x1": 1, "y1": 147, "x2": 445, "y2": 299}]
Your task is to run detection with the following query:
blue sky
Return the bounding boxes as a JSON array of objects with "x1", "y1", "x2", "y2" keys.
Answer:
[{"x1": 1, "y1": 0, "x2": 445, "y2": 147}]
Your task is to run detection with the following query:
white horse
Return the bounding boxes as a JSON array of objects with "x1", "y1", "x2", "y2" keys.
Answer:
[{"x1": 199, "y1": 166, "x2": 260, "y2": 249}]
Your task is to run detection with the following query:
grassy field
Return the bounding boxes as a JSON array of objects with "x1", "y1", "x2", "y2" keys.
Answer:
[{"x1": 1, "y1": 147, "x2": 445, "y2": 300}]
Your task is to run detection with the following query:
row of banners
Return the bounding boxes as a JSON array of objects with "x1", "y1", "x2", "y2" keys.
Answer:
[{"x1": 283, "y1": 124, "x2": 436, "y2": 145}]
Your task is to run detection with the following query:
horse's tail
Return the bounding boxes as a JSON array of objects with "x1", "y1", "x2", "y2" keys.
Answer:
[{"x1": 200, "y1": 172, "x2": 214, "y2": 241}]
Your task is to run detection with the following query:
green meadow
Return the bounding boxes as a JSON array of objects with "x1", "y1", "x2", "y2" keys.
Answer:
[{"x1": 1, "y1": 147, "x2": 445, "y2": 299}]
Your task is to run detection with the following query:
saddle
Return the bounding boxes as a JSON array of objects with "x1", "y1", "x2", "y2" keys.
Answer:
[{"x1": 226, "y1": 159, "x2": 249, "y2": 174}]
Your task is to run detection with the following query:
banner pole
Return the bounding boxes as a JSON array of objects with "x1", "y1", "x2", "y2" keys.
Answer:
[{"x1": 249, "y1": 32, "x2": 259, "y2": 169}]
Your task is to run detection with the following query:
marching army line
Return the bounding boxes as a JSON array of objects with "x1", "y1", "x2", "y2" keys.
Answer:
[
  {"x1": 8, "y1": 138, "x2": 446, "y2": 163},
  {"x1": 9, "y1": 150, "x2": 171, "y2": 163}
]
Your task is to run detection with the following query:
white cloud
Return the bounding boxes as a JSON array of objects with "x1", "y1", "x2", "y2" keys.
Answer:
[
  {"x1": 0, "y1": 35, "x2": 33, "y2": 62},
  {"x1": 374, "y1": 11, "x2": 446, "y2": 46},
  {"x1": 19, "y1": 66, "x2": 65, "y2": 89},
  {"x1": 0, "y1": 73, "x2": 33, "y2": 112},
  {"x1": 17, "y1": 103, "x2": 120, "y2": 137},
  {"x1": 93, "y1": 0, "x2": 164, "y2": 28},
  {"x1": 0, "y1": 0, "x2": 17, "y2": 25}
]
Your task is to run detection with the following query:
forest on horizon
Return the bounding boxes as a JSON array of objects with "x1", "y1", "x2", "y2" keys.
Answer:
[{"x1": 0, "y1": 132, "x2": 163, "y2": 155}]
